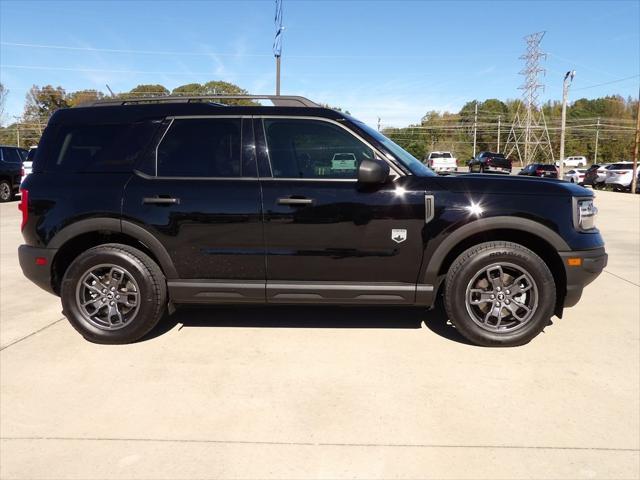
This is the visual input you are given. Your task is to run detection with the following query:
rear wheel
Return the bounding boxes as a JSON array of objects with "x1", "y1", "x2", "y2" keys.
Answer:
[
  {"x1": 444, "y1": 241, "x2": 556, "y2": 347},
  {"x1": 0, "y1": 180, "x2": 13, "y2": 202},
  {"x1": 61, "y1": 244, "x2": 167, "y2": 344}
]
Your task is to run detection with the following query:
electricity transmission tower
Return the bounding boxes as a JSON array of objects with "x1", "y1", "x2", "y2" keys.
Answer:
[{"x1": 504, "y1": 32, "x2": 554, "y2": 165}]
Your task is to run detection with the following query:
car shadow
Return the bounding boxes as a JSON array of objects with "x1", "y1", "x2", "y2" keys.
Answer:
[{"x1": 142, "y1": 301, "x2": 475, "y2": 346}]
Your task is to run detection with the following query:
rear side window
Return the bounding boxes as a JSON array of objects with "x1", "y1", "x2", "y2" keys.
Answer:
[
  {"x1": 610, "y1": 163, "x2": 632, "y2": 170},
  {"x1": 157, "y1": 118, "x2": 242, "y2": 177},
  {"x1": 1, "y1": 147, "x2": 22, "y2": 164},
  {"x1": 264, "y1": 119, "x2": 373, "y2": 179},
  {"x1": 45, "y1": 122, "x2": 160, "y2": 173}
]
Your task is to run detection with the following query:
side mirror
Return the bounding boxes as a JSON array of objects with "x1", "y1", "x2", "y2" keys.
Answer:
[{"x1": 358, "y1": 158, "x2": 390, "y2": 184}]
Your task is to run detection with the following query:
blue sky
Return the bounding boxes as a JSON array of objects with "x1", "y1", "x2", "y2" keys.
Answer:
[{"x1": 1, "y1": 0, "x2": 638, "y2": 127}]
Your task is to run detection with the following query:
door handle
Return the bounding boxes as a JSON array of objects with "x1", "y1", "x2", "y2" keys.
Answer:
[
  {"x1": 277, "y1": 197, "x2": 313, "y2": 206},
  {"x1": 143, "y1": 196, "x2": 180, "y2": 205}
]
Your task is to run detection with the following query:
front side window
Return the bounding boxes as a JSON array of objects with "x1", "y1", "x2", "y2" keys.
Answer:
[
  {"x1": 157, "y1": 118, "x2": 241, "y2": 177},
  {"x1": 263, "y1": 119, "x2": 373, "y2": 179}
]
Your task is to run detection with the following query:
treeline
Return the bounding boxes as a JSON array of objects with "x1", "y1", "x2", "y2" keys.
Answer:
[
  {"x1": 0, "y1": 81, "x2": 251, "y2": 147},
  {"x1": 0, "y1": 81, "x2": 637, "y2": 166},
  {"x1": 384, "y1": 96, "x2": 638, "y2": 164}
]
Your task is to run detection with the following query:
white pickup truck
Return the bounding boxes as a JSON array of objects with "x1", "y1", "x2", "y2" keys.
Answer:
[{"x1": 425, "y1": 151, "x2": 457, "y2": 174}]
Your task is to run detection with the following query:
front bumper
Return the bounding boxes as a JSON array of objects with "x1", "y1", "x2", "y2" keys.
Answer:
[
  {"x1": 18, "y1": 245, "x2": 58, "y2": 295},
  {"x1": 560, "y1": 247, "x2": 607, "y2": 308}
]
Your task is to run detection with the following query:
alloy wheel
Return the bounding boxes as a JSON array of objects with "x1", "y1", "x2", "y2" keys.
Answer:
[
  {"x1": 465, "y1": 262, "x2": 538, "y2": 333},
  {"x1": 75, "y1": 264, "x2": 140, "y2": 330}
]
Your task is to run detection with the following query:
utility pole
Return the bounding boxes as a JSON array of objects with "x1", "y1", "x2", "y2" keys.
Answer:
[
  {"x1": 594, "y1": 117, "x2": 600, "y2": 164},
  {"x1": 273, "y1": 0, "x2": 284, "y2": 96},
  {"x1": 13, "y1": 116, "x2": 20, "y2": 148},
  {"x1": 497, "y1": 115, "x2": 501, "y2": 153},
  {"x1": 473, "y1": 102, "x2": 478, "y2": 158},
  {"x1": 377, "y1": 117, "x2": 381, "y2": 132},
  {"x1": 632, "y1": 89, "x2": 639, "y2": 194},
  {"x1": 559, "y1": 70, "x2": 575, "y2": 179}
]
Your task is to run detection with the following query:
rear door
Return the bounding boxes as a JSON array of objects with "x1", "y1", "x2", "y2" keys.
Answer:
[
  {"x1": 122, "y1": 116, "x2": 265, "y2": 302},
  {"x1": 256, "y1": 117, "x2": 429, "y2": 304}
]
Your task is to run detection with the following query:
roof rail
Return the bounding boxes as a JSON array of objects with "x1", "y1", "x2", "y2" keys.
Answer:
[{"x1": 81, "y1": 95, "x2": 320, "y2": 108}]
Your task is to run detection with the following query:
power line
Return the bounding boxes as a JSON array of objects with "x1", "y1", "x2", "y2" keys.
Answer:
[{"x1": 573, "y1": 74, "x2": 640, "y2": 91}]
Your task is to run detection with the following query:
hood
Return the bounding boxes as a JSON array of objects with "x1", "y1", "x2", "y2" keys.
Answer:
[{"x1": 433, "y1": 173, "x2": 592, "y2": 197}]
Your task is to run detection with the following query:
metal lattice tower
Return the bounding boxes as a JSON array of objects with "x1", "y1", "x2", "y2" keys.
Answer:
[{"x1": 504, "y1": 32, "x2": 554, "y2": 164}]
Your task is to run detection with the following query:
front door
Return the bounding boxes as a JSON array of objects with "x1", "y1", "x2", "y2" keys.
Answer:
[
  {"x1": 256, "y1": 117, "x2": 428, "y2": 304},
  {"x1": 123, "y1": 116, "x2": 265, "y2": 302}
]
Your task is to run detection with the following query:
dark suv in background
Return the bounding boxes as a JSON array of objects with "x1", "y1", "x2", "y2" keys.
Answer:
[
  {"x1": 0, "y1": 145, "x2": 27, "y2": 202},
  {"x1": 519, "y1": 163, "x2": 559, "y2": 179},
  {"x1": 19, "y1": 95, "x2": 606, "y2": 347},
  {"x1": 467, "y1": 151, "x2": 512, "y2": 174}
]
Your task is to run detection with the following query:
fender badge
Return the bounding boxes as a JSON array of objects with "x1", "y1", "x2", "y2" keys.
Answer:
[{"x1": 391, "y1": 229, "x2": 407, "y2": 243}]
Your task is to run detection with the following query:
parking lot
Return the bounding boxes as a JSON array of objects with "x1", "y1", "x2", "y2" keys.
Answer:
[{"x1": 0, "y1": 189, "x2": 638, "y2": 479}]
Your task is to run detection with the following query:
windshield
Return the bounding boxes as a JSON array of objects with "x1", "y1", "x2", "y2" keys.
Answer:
[{"x1": 354, "y1": 121, "x2": 435, "y2": 176}]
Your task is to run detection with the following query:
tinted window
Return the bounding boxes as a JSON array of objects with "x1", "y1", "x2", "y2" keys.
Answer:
[
  {"x1": 49, "y1": 122, "x2": 159, "y2": 173},
  {"x1": 1, "y1": 148, "x2": 22, "y2": 164},
  {"x1": 430, "y1": 153, "x2": 442, "y2": 158},
  {"x1": 157, "y1": 118, "x2": 241, "y2": 177},
  {"x1": 264, "y1": 119, "x2": 373, "y2": 179},
  {"x1": 442, "y1": 152, "x2": 452, "y2": 158},
  {"x1": 610, "y1": 163, "x2": 632, "y2": 170}
]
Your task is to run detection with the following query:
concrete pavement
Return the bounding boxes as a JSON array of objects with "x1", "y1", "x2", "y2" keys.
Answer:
[{"x1": 1, "y1": 190, "x2": 638, "y2": 479}]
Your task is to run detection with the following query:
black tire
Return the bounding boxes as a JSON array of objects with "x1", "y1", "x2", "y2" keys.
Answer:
[
  {"x1": 444, "y1": 241, "x2": 556, "y2": 347},
  {"x1": 593, "y1": 181, "x2": 603, "y2": 190},
  {"x1": 61, "y1": 243, "x2": 167, "y2": 344},
  {"x1": 0, "y1": 179, "x2": 13, "y2": 202}
]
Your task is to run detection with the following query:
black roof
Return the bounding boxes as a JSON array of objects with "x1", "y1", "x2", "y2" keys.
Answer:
[{"x1": 50, "y1": 102, "x2": 345, "y2": 125}]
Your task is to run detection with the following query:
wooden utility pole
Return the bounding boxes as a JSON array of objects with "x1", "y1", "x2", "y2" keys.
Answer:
[
  {"x1": 559, "y1": 71, "x2": 575, "y2": 179},
  {"x1": 472, "y1": 102, "x2": 478, "y2": 158},
  {"x1": 594, "y1": 117, "x2": 600, "y2": 164},
  {"x1": 497, "y1": 115, "x2": 501, "y2": 153},
  {"x1": 632, "y1": 90, "x2": 639, "y2": 194}
]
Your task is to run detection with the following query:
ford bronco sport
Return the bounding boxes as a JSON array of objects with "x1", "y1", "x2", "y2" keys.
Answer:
[{"x1": 18, "y1": 95, "x2": 607, "y2": 346}]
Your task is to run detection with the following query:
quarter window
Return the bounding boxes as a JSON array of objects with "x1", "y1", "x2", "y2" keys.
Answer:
[
  {"x1": 263, "y1": 119, "x2": 373, "y2": 179},
  {"x1": 157, "y1": 118, "x2": 242, "y2": 177}
]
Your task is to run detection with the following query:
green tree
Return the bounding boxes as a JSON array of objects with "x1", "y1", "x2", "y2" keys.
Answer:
[
  {"x1": 67, "y1": 89, "x2": 105, "y2": 106},
  {"x1": 23, "y1": 85, "x2": 69, "y2": 123},
  {"x1": 172, "y1": 81, "x2": 255, "y2": 105},
  {"x1": 128, "y1": 84, "x2": 169, "y2": 97}
]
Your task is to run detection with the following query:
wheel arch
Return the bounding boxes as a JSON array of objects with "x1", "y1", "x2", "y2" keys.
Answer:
[
  {"x1": 49, "y1": 218, "x2": 177, "y2": 294},
  {"x1": 423, "y1": 217, "x2": 569, "y2": 316}
]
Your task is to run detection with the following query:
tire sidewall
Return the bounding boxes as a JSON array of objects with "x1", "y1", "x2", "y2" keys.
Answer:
[
  {"x1": 61, "y1": 248, "x2": 164, "y2": 343},
  {"x1": 446, "y1": 245, "x2": 556, "y2": 347}
]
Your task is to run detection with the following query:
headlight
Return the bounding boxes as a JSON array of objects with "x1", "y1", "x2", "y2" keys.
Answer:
[{"x1": 573, "y1": 198, "x2": 597, "y2": 231}]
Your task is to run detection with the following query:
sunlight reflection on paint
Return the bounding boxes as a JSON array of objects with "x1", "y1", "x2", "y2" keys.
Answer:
[{"x1": 466, "y1": 202, "x2": 484, "y2": 216}]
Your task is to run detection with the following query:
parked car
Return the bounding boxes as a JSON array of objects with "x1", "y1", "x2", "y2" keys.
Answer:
[
  {"x1": 0, "y1": 145, "x2": 27, "y2": 202},
  {"x1": 556, "y1": 156, "x2": 587, "y2": 168},
  {"x1": 591, "y1": 164, "x2": 618, "y2": 189},
  {"x1": 604, "y1": 162, "x2": 634, "y2": 191},
  {"x1": 21, "y1": 146, "x2": 37, "y2": 185},
  {"x1": 563, "y1": 169, "x2": 587, "y2": 185},
  {"x1": 18, "y1": 94, "x2": 606, "y2": 347},
  {"x1": 518, "y1": 163, "x2": 559, "y2": 179},
  {"x1": 425, "y1": 151, "x2": 457, "y2": 174},
  {"x1": 467, "y1": 151, "x2": 512, "y2": 174}
]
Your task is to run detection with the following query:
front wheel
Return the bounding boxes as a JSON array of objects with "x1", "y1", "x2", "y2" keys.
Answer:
[
  {"x1": 444, "y1": 241, "x2": 556, "y2": 347},
  {"x1": 0, "y1": 180, "x2": 13, "y2": 202},
  {"x1": 61, "y1": 244, "x2": 167, "y2": 344}
]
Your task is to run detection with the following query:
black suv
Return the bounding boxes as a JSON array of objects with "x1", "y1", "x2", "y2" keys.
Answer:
[
  {"x1": 519, "y1": 163, "x2": 559, "y2": 179},
  {"x1": 467, "y1": 151, "x2": 512, "y2": 174},
  {"x1": 0, "y1": 145, "x2": 28, "y2": 202},
  {"x1": 18, "y1": 95, "x2": 607, "y2": 347}
]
